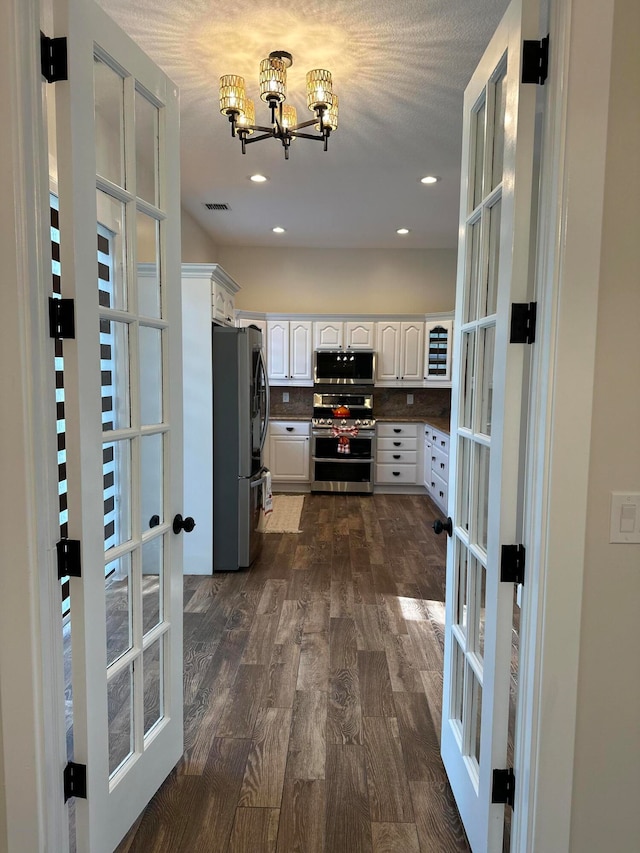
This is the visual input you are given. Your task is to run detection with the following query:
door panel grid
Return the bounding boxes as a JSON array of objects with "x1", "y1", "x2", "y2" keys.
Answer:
[
  {"x1": 56, "y1": 0, "x2": 183, "y2": 847},
  {"x1": 441, "y1": 1, "x2": 538, "y2": 849}
]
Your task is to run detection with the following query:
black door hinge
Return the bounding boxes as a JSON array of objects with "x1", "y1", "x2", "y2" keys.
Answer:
[
  {"x1": 501, "y1": 544, "x2": 526, "y2": 585},
  {"x1": 40, "y1": 33, "x2": 68, "y2": 83},
  {"x1": 49, "y1": 297, "x2": 75, "y2": 339},
  {"x1": 63, "y1": 762, "x2": 87, "y2": 802},
  {"x1": 56, "y1": 539, "x2": 82, "y2": 580},
  {"x1": 510, "y1": 302, "x2": 537, "y2": 344},
  {"x1": 522, "y1": 35, "x2": 549, "y2": 85},
  {"x1": 492, "y1": 768, "x2": 515, "y2": 809}
]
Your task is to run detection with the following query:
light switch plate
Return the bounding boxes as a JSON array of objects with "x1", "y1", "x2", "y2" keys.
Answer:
[
  {"x1": 282, "y1": 391, "x2": 289, "y2": 403},
  {"x1": 407, "y1": 393, "x2": 414, "y2": 405},
  {"x1": 609, "y1": 492, "x2": 640, "y2": 543}
]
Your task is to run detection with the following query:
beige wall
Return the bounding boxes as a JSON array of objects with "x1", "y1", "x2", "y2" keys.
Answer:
[
  {"x1": 217, "y1": 247, "x2": 457, "y2": 314},
  {"x1": 570, "y1": 0, "x2": 640, "y2": 847},
  {"x1": 181, "y1": 207, "x2": 219, "y2": 262}
]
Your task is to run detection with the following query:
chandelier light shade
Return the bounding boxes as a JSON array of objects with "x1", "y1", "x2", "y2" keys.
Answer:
[
  {"x1": 259, "y1": 56, "x2": 287, "y2": 103},
  {"x1": 218, "y1": 50, "x2": 338, "y2": 159},
  {"x1": 219, "y1": 75, "x2": 246, "y2": 116},
  {"x1": 282, "y1": 104, "x2": 298, "y2": 130},
  {"x1": 237, "y1": 98, "x2": 255, "y2": 134},
  {"x1": 306, "y1": 69, "x2": 333, "y2": 111},
  {"x1": 316, "y1": 93, "x2": 339, "y2": 131}
]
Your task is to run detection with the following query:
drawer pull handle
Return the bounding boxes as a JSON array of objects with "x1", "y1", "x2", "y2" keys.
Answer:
[
  {"x1": 286, "y1": 427, "x2": 294, "y2": 432},
  {"x1": 441, "y1": 441, "x2": 446, "y2": 446},
  {"x1": 439, "y1": 491, "x2": 444, "y2": 497},
  {"x1": 393, "y1": 454, "x2": 401, "y2": 459},
  {"x1": 440, "y1": 463, "x2": 445, "y2": 469},
  {"x1": 393, "y1": 442, "x2": 402, "y2": 447},
  {"x1": 393, "y1": 428, "x2": 402, "y2": 433},
  {"x1": 431, "y1": 482, "x2": 435, "y2": 487},
  {"x1": 432, "y1": 456, "x2": 436, "y2": 461},
  {"x1": 393, "y1": 471, "x2": 401, "y2": 476}
]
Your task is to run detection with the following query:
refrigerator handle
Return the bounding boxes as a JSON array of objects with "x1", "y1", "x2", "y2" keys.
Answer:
[{"x1": 259, "y1": 347, "x2": 270, "y2": 452}]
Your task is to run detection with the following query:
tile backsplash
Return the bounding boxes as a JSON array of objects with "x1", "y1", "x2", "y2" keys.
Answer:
[{"x1": 269, "y1": 385, "x2": 451, "y2": 420}]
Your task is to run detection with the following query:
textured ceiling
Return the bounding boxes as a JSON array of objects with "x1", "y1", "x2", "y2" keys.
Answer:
[{"x1": 97, "y1": 0, "x2": 509, "y2": 249}]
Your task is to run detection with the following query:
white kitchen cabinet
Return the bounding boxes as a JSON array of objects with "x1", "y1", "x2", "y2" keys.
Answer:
[
  {"x1": 424, "y1": 318, "x2": 453, "y2": 384},
  {"x1": 267, "y1": 320, "x2": 313, "y2": 385},
  {"x1": 345, "y1": 321, "x2": 375, "y2": 349},
  {"x1": 268, "y1": 421, "x2": 310, "y2": 482},
  {"x1": 375, "y1": 423, "x2": 422, "y2": 486},
  {"x1": 424, "y1": 422, "x2": 450, "y2": 512},
  {"x1": 210, "y1": 264, "x2": 240, "y2": 326},
  {"x1": 376, "y1": 321, "x2": 424, "y2": 385},
  {"x1": 313, "y1": 320, "x2": 375, "y2": 350},
  {"x1": 237, "y1": 315, "x2": 267, "y2": 338},
  {"x1": 314, "y1": 321, "x2": 343, "y2": 350}
]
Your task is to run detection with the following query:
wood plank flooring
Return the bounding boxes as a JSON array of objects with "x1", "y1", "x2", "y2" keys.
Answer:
[{"x1": 116, "y1": 494, "x2": 470, "y2": 853}]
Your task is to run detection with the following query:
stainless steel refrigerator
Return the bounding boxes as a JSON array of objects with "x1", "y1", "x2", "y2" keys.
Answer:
[{"x1": 212, "y1": 325, "x2": 270, "y2": 571}]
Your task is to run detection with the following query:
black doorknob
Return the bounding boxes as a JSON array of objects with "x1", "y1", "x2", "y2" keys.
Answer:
[
  {"x1": 173, "y1": 514, "x2": 196, "y2": 534},
  {"x1": 149, "y1": 514, "x2": 160, "y2": 528},
  {"x1": 432, "y1": 517, "x2": 453, "y2": 537}
]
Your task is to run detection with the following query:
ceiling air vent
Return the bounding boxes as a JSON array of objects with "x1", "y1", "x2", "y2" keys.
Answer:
[{"x1": 203, "y1": 202, "x2": 231, "y2": 211}]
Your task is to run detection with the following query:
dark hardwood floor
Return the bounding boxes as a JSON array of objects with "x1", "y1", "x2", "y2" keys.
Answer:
[{"x1": 115, "y1": 493, "x2": 471, "y2": 853}]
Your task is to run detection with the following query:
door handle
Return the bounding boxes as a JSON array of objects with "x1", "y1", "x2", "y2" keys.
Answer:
[
  {"x1": 432, "y1": 517, "x2": 453, "y2": 537},
  {"x1": 173, "y1": 514, "x2": 196, "y2": 534},
  {"x1": 149, "y1": 514, "x2": 160, "y2": 528}
]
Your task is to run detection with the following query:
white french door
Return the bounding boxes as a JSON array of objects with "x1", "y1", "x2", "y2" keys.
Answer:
[
  {"x1": 440, "y1": 0, "x2": 538, "y2": 850},
  {"x1": 54, "y1": 0, "x2": 183, "y2": 850}
]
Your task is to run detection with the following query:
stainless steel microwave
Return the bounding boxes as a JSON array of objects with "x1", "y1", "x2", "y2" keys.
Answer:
[{"x1": 313, "y1": 350, "x2": 375, "y2": 385}]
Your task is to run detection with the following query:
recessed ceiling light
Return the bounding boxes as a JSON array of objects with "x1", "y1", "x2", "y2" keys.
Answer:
[
  {"x1": 396, "y1": 228, "x2": 410, "y2": 235},
  {"x1": 420, "y1": 175, "x2": 439, "y2": 184},
  {"x1": 272, "y1": 226, "x2": 286, "y2": 234},
  {"x1": 249, "y1": 174, "x2": 269, "y2": 183}
]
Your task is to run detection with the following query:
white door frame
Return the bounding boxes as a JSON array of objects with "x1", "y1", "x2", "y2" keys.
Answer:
[
  {"x1": 512, "y1": 0, "x2": 616, "y2": 849},
  {"x1": 0, "y1": 0, "x2": 619, "y2": 850},
  {"x1": 0, "y1": 0, "x2": 69, "y2": 850}
]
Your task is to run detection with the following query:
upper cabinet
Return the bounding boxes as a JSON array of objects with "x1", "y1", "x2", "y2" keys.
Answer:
[
  {"x1": 313, "y1": 320, "x2": 375, "y2": 350},
  {"x1": 376, "y1": 321, "x2": 424, "y2": 384},
  {"x1": 237, "y1": 311, "x2": 453, "y2": 388},
  {"x1": 314, "y1": 321, "x2": 343, "y2": 350},
  {"x1": 210, "y1": 264, "x2": 240, "y2": 326},
  {"x1": 182, "y1": 263, "x2": 240, "y2": 328},
  {"x1": 424, "y1": 319, "x2": 453, "y2": 384},
  {"x1": 267, "y1": 319, "x2": 313, "y2": 385},
  {"x1": 345, "y1": 321, "x2": 376, "y2": 349}
]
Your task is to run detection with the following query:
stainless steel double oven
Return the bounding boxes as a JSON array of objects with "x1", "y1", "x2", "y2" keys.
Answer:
[{"x1": 310, "y1": 392, "x2": 375, "y2": 493}]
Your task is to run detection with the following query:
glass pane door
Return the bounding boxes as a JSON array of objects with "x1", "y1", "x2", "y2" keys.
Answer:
[
  {"x1": 55, "y1": 1, "x2": 183, "y2": 850},
  {"x1": 440, "y1": 0, "x2": 539, "y2": 850}
]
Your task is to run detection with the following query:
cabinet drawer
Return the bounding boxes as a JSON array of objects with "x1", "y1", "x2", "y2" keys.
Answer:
[
  {"x1": 375, "y1": 464, "x2": 418, "y2": 484},
  {"x1": 269, "y1": 421, "x2": 310, "y2": 437},
  {"x1": 430, "y1": 470, "x2": 448, "y2": 508},
  {"x1": 432, "y1": 446, "x2": 449, "y2": 480},
  {"x1": 377, "y1": 437, "x2": 418, "y2": 452},
  {"x1": 377, "y1": 450, "x2": 418, "y2": 465},
  {"x1": 428, "y1": 427, "x2": 449, "y2": 455},
  {"x1": 377, "y1": 423, "x2": 420, "y2": 438}
]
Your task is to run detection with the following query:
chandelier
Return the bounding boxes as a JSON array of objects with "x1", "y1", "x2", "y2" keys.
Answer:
[{"x1": 219, "y1": 51, "x2": 338, "y2": 160}]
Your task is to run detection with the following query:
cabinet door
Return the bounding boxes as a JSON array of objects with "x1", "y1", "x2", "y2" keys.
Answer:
[
  {"x1": 400, "y1": 322, "x2": 425, "y2": 382},
  {"x1": 376, "y1": 322, "x2": 401, "y2": 382},
  {"x1": 424, "y1": 319, "x2": 453, "y2": 383},
  {"x1": 313, "y1": 321, "x2": 343, "y2": 350},
  {"x1": 222, "y1": 292, "x2": 235, "y2": 326},
  {"x1": 289, "y1": 320, "x2": 313, "y2": 382},
  {"x1": 212, "y1": 282, "x2": 226, "y2": 321},
  {"x1": 345, "y1": 321, "x2": 375, "y2": 349},
  {"x1": 267, "y1": 320, "x2": 289, "y2": 380},
  {"x1": 270, "y1": 435, "x2": 310, "y2": 481}
]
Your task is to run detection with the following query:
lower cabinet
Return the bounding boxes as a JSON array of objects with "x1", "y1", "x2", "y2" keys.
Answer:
[
  {"x1": 375, "y1": 423, "x2": 422, "y2": 486},
  {"x1": 268, "y1": 421, "x2": 311, "y2": 483},
  {"x1": 424, "y1": 423, "x2": 450, "y2": 511}
]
